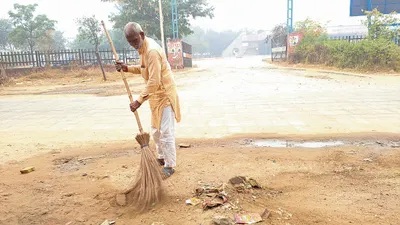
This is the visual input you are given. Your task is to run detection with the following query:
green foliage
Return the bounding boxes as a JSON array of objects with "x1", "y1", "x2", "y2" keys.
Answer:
[
  {"x1": 104, "y1": 0, "x2": 214, "y2": 40},
  {"x1": 295, "y1": 38, "x2": 400, "y2": 71},
  {"x1": 0, "y1": 19, "x2": 13, "y2": 50},
  {"x1": 75, "y1": 15, "x2": 103, "y2": 50},
  {"x1": 362, "y1": 8, "x2": 400, "y2": 41},
  {"x1": 291, "y1": 17, "x2": 400, "y2": 71},
  {"x1": 8, "y1": 3, "x2": 56, "y2": 52},
  {"x1": 295, "y1": 18, "x2": 327, "y2": 36}
]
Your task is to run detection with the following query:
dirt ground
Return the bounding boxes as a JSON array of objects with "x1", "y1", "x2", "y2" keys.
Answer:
[
  {"x1": 1, "y1": 133, "x2": 400, "y2": 225},
  {"x1": 1, "y1": 59, "x2": 400, "y2": 224}
]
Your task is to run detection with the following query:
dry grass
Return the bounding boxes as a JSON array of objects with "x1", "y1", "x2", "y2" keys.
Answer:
[{"x1": 8, "y1": 66, "x2": 133, "y2": 87}]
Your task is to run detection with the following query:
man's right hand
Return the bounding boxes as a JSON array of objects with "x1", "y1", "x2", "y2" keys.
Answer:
[{"x1": 115, "y1": 61, "x2": 128, "y2": 72}]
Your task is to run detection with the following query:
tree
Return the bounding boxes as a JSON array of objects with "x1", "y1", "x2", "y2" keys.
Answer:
[
  {"x1": 363, "y1": 8, "x2": 400, "y2": 41},
  {"x1": 76, "y1": 15, "x2": 107, "y2": 81},
  {"x1": 103, "y1": 0, "x2": 214, "y2": 42},
  {"x1": 0, "y1": 19, "x2": 13, "y2": 50},
  {"x1": 8, "y1": 3, "x2": 56, "y2": 52},
  {"x1": 295, "y1": 18, "x2": 327, "y2": 37},
  {"x1": 271, "y1": 23, "x2": 287, "y2": 46},
  {"x1": 38, "y1": 30, "x2": 67, "y2": 51}
]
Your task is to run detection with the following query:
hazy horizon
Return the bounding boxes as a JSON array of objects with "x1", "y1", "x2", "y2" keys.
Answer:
[{"x1": 0, "y1": 0, "x2": 368, "y2": 39}]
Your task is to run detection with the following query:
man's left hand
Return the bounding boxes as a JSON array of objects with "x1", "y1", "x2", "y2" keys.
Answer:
[{"x1": 129, "y1": 100, "x2": 141, "y2": 113}]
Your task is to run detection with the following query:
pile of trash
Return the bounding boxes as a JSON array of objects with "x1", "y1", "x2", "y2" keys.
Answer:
[
  {"x1": 185, "y1": 176, "x2": 266, "y2": 224},
  {"x1": 186, "y1": 183, "x2": 229, "y2": 210}
]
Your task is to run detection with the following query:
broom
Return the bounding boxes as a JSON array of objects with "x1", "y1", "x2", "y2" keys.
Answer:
[{"x1": 101, "y1": 21, "x2": 165, "y2": 211}]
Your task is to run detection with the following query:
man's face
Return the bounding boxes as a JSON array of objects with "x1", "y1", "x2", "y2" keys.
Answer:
[{"x1": 125, "y1": 31, "x2": 145, "y2": 50}]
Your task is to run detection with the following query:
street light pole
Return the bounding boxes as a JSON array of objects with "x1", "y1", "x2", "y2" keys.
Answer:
[{"x1": 159, "y1": 0, "x2": 166, "y2": 54}]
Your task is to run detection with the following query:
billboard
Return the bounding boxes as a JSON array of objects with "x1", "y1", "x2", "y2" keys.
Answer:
[
  {"x1": 167, "y1": 39, "x2": 183, "y2": 69},
  {"x1": 350, "y1": 0, "x2": 400, "y2": 16}
]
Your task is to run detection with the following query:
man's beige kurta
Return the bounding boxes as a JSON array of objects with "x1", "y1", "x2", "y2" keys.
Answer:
[{"x1": 127, "y1": 37, "x2": 181, "y2": 130}]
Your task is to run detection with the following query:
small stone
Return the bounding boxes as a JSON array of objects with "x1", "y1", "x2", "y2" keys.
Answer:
[
  {"x1": 76, "y1": 217, "x2": 86, "y2": 222},
  {"x1": 20, "y1": 167, "x2": 35, "y2": 174},
  {"x1": 116, "y1": 193, "x2": 127, "y2": 206},
  {"x1": 213, "y1": 215, "x2": 233, "y2": 225},
  {"x1": 122, "y1": 165, "x2": 128, "y2": 169},
  {"x1": 179, "y1": 143, "x2": 191, "y2": 148},
  {"x1": 100, "y1": 220, "x2": 110, "y2": 225},
  {"x1": 63, "y1": 192, "x2": 74, "y2": 197},
  {"x1": 82, "y1": 173, "x2": 87, "y2": 176}
]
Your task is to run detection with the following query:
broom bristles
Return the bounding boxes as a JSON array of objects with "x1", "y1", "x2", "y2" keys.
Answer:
[{"x1": 124, "y1": 132, "x2": 165, "y2": 212}]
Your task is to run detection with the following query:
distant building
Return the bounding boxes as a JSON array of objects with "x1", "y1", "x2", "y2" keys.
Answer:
[
  {"x1": 326, "y1": 25, "x2": 368, "y2": 38},
  {"x1": 222, "y1": 31, "x2": 270, "y2": 58}
]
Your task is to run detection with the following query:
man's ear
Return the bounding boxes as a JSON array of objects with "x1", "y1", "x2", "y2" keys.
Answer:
[{"x1": 140, "y1": 32, "x2": 145, "y2": 39}]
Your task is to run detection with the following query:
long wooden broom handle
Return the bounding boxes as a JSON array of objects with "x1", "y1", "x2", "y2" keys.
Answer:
[{"x1": 101, "y1": 20, "x2": 144, "y2": 134}]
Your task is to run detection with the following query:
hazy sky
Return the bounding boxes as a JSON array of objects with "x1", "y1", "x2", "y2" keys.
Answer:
[{"x1": 0, "y1": 0, "x2": 367, "y2": 39}]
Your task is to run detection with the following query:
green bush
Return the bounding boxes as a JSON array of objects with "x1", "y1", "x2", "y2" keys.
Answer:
[{"x1": 294, "y1": 37, "x2": 400, "y2": 71}]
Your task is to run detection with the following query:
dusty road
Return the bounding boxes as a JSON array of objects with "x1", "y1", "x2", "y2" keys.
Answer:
[
  {"x1": 1, "y1": 56, "x2": 400, "y2": 163},
  {"x1": 1, "y1": 56, "x2": 400, "y2": 225}
]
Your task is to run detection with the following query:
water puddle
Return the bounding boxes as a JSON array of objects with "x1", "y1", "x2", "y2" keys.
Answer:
[{"x1": 252, "y1": 139, "x2": 345, "y2": 148}]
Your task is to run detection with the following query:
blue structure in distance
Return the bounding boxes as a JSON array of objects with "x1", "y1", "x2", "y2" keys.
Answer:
[
  {"x1": 350, "y1": 0, "x2": 400, "y2": 16},
  {"x1": 287, "y1": 0, "x2": 294, "y2": 34},
  {"x1": 171, "y1": 0, "x2": 179, "y2": 39}
]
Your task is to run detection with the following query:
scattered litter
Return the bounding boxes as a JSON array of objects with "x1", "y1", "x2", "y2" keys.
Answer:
[
  {"x1": 248, "y1": 178, "x2": 261, "y2": 189},
  {"x1": 203, "y1": 193, "x2": 228, "y2": 210},
  {"x1": 391, "y1": 142, "x2": 400, "y2": 148},
  {"x1": 276, "y1": 208, "x2": 292, "y2": 220},
  {"x1": 100, "y1": 220, "x2": 113, "y2": 225},
  {"x1": 20, "y1": 167, "x2": 35, "y2": 174},
  {"x1": 213, "y1": 215, "x2": 233, "y2": 225},
  {"x1": 196, "y1": 184, "x2": 223, "y2": 196},
  {"x1": 179, "y1": 143, "x2": 191, "y2": 148},
  {"x1": 234, "y1": 213, "x2": 263, "y2": 224},
  {"x1": 229, "y1": 176, "x2": 261, "y2": 192},
  {"x1": 363, "y1": 158, "x2": 373, "y2": 162},
  {"x1": 229, "y1": 176, "x2": 246, "y2": 185},
  {"x1": 260, "y1": 208, "x2": 271, "y2": 219},
  {"x1": 186, "y1": 197, "x2": 202, "y2": 206}
]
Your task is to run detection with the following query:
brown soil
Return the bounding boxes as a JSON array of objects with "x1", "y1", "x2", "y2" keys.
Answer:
[
  {"x1": 1, "y1": 134, "x2": 399, "y2": 225},
  {"x1": 0, "y1": 67, "x2": 204, "y2": 97}
]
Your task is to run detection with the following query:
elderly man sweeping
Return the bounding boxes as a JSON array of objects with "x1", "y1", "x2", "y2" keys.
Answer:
[{"x1": 115, "y1": 22, "x2": 181, "y2": 178}]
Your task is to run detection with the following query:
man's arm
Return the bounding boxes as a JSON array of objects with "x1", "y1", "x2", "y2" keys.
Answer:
[
  {"x1": 115, "y1": 61, "x2": 141, "y2": 74},
  {"x1": 127, "y1": 65, "x2": 141, "y2": 74},
  {"x1": 137, "y1": 50, "x2": 162, "y2": 104}
]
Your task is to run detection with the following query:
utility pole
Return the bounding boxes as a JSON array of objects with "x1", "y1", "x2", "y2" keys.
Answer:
[
  {"x1": 287, "y1": 0, "x2": 294, "y2": 34},
  {"x1": 159, "y1": 0, "x2": 166, "y2": 54},
  {"x1": 171, "y1": 0, "x2": 179, "y2": 39}
]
